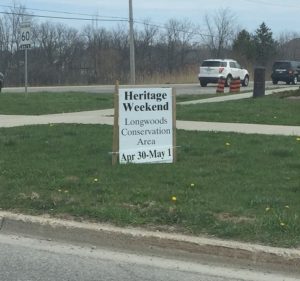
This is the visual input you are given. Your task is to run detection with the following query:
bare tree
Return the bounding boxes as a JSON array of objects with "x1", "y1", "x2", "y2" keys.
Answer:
[
  {"x1": 203, "y1": 8, "x2": 236, "y2": 58},
  {"x1": 162, "y1": 18, "x2": 197, "y2": 73},
  {"x1": 277, "y1": 31, "x2": 300, "y2": 60},
  {"x1": 135, "y1": 19, "x2": 159, "y2": 79},
  {"x1": 33, "y1": 22, "x2": 81, "y2": 84}
]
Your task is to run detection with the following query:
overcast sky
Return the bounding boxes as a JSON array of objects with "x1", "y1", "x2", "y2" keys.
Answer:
[{"x1": 1, "y1": 0, "x2": 299, "y2": 36}]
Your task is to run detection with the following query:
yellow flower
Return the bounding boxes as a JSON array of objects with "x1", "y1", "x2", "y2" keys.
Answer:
[
  {"x1": 265, "y1": 207, "x2": 270, "y2": 212},
  {"x1": 64, "y1": 190, "x2": 69, "y2": 193},
  {"x1": 280, "y1": 222, "x2": 286, "y2": 227},
  {"x1": 58, "y1": 189, "x2": 62, "y2": 192},
  {"x1": 297, "y1": 137, "x2": 300, "y2": 141},
  {"x1": 171, "y1": 196, "x2": 177, "y2": 202},
  {"x1": 94, "y1": 178, "x2": 98, "y2": 182},
  {"x1": 285, "y1": 205, "x2": 290, "y2": 209},
  {"x1": 190, "y1": 183, "x2": 195, "y2": 187},
  {"x1": 225, "y1": 142, "x2": 231, "y2": 146}
]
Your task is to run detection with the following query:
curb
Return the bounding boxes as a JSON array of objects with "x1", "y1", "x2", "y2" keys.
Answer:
[{"x1": 1, "y1": 211, "x2": 300, "y2": 271}]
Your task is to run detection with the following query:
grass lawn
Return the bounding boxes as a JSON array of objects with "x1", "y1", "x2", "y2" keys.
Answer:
[
  {"x1": 0, "y1": 92, "x2": 114, "y2": 115},
  {"x1": 177, "y1": 89, "x2": 300, "y2": 126},
  {"x1": 1, "y1": 90, "x2": 299, "y2": 127},
  {"x1": 0, "y1": 124, "x2": 300, "y2": 247},
  {"x1": 0, "y1": 91, "x2": 210, "y2": 115}
]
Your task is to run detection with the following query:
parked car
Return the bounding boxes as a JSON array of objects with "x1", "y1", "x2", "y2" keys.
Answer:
[
  {"x1": 198, "y1": 59, "x2": 249, "y2": 87},
  {"x1": 271, "y1": 60, "x2": 300, "y2": 85},
  {"x1": 0, "y1": 72, "x2": 3, "y2": 92}
]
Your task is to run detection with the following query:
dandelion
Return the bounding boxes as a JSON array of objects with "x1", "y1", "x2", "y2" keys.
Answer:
[
  {"x1": 297, "y1": 137, "x2": 300, "y2": 141},
  {"x1": 273, "y1": 116, "x2": 277, "y2": 119},
  {"x1": 58, "y1": 189, "x2": 62, "y2": 192},
  {"x1": 265, "y1": 207, "x2": 271, "y2": 212},
  {"x1": 64, "y1": 190, "x2": 69, "y2": 193},
  {"x1": 190, "y1": 183, "x2": 195, "y2": 187},
  {"x1": 94, "y1": 178, "x2": 99, "y2": 182},
  {"x1": 285, "y1": 205, "x2": 290, "y2": 209},
  {"x1": 171, "y1": 196, "x2": 177, "y2": 202},
  {"x1": 280, "y1": 222, "x2": 286, "y2": 227},
  {"x1": 225, "y1": 142, "x2": 231, "y2": 146}
]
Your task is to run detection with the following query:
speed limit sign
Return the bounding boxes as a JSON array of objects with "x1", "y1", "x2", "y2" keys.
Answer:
[{"x1": 20, "y1": 22, "x2": 31, "y2": 49}]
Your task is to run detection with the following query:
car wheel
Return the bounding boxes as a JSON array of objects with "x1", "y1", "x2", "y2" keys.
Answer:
[
  {"x1": 225, "y1": 75, "x2": 232, "y2": 87},
  {"x1": 272, "y1": 80, "x2": 278, "y2": 85},
  {"x1": 292, "y1": 76, "x2": 298, "y2": 85},
  {"x1": 242, "y1": 75, "x2": 249, "y2": 87},
  {"x1": 200, "y1": 81, "x2": 207, "y2": 87}
]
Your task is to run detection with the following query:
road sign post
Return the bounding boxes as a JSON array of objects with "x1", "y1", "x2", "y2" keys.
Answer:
[{"x1": 20, "y1": 22, "x2": 31, "y2": 96}]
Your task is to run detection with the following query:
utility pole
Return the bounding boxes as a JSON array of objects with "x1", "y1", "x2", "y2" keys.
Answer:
[{"x1": 129, "y1": 0, "x2": 136, "y2": 84}]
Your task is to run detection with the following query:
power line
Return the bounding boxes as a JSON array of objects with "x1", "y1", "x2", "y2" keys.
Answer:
[
  {"x1": 0, "y1": 4, "x2": 128, "y2": 21},
  {"x1": 0, "y1": 3, "x2": 214, "y2": 39},
  {"x1": 0, "y1": 11, "x2": 128, "y2": 22},
  {"x1": 139, "y1": 21, "x2": 213, "y2": 38},
  {"x1": 242, "y1": 0, "x2": 300, "y2": 9}
]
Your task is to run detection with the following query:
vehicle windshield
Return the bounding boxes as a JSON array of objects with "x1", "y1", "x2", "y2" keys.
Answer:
[
  {"x1": 202, "y1": 61, "x2": 226, "y2": 67},
  {"x1": 273, "y1": 62, "x2": 290, "y2": 69}
]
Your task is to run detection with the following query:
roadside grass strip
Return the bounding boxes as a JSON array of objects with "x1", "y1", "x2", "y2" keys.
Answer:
[
  {"x1": 177, "y1": 89, "x2": 300, "y2": 126},
  {"x1": 0, "y1": 125, "x2": 299, "y2": 247},
  {"x1": 0, "y1": 92, "x2": 114, "y2": 115},
  {"x1": 0, "y1": 92, "x2": 212, "y2": 115},
  {"x1": 1, "y1": 90, "x2": 299, "y2": 126}
]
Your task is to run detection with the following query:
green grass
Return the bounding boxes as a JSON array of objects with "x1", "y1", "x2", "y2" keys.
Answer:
[
  {"x1": 177, "y1": 90, "x2": 300, "y2": 126},
  {"x1": 1, "y1": 124, "x2": 300, "y2": 247},
  {"x1": 0, "y1": 92, "x2": 210, "y2": 115},
  {"x1": 1, "y1": 90, "x2": 300, "y2": 127},
  {"x1": 0, "y1": 92, "x2": 114, "y2": 115}
]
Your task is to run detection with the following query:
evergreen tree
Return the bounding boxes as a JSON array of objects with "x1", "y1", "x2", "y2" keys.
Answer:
[
  {"x1": 232, "y1": 29, "x2": 255, "y2": 62},
  {"x1": 253, "y1": 22, "x2": 277, "y2": 66}
]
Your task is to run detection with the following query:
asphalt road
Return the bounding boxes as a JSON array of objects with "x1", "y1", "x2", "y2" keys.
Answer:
[
  {"x1": 0, "y1": 233, "x2": 298, "y2": 281},
  {"x1": 2, "y1": 81, "x2": 294, "y2": 95}
]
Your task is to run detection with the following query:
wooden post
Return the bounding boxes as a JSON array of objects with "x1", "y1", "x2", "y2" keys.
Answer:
[
  {"x1": 112, "y1": 80, "x2": 119, "y2": 165},
  {"x1": 172, "y1": 88, "x2": 176, "y2": 163}
]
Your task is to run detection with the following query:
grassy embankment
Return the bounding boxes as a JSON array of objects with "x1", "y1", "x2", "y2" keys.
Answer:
[{"x1": 0, "y1": 90, "x2": 299, "y2": 247}]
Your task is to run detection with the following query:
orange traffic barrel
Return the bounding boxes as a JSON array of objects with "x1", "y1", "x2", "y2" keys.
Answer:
[
  {"x1": 216, "y1": 77, "x2": 225, "y2": 93},
  {"x1": 229, "y1": 77, "x2": 241, "y2": 93}
]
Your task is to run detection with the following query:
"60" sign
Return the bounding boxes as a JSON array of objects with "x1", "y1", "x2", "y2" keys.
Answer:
[
  {"x1": 21, "y1": 31, "x2": 30, "y2": 41},
  {"x1": 20, "y1": 22, "x2": 31, "y2": 49}
]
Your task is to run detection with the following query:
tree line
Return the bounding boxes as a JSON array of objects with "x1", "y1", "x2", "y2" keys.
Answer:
[{"x1": 0, "y1": 6, "x2": 299, "y2": 86}]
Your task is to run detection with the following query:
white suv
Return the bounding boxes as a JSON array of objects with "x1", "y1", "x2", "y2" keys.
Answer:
[{"x1": 198, "y1": 59, "x2": 249, "y2": 87}]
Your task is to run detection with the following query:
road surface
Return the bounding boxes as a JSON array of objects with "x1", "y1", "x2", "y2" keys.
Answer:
[
  {"x1": 2, "y1": 81, "x2": 293, "y2": 95},
  {"x1": 0, "y1": 233, "x2": 298, "y2": 281}
]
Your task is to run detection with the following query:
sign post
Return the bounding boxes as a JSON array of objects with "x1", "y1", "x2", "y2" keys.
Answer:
[
  {"x1": 25, "y1": 48, "x2": 28, "y2": 95},
  {"x1": 112, "y1": 81, "x2": 120, "y2": 165},
  {"x1": 20, "y1": 21, "x2": 31, "y2": 95},
  {"x1": 113, "y1": 87, "x2": 176, "y2": 164}
]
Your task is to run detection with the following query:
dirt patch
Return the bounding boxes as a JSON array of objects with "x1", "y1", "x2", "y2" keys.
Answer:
[
  {"x1": 216, "y1": 212, "x2": 255, "y2": 224},
  {"x1": 286, "y1": 96, "x2": 300, "y2": 100}
]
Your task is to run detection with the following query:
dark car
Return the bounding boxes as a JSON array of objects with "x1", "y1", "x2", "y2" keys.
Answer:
[
  {"x1": 0, "y1": 72, "x2": 3, "y2": 92},
  {"x1": 271, "y1": 60, "x2": 300, "y2": 85}
]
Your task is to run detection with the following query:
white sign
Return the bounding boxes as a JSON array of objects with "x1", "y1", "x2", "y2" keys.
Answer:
[
  {"x1": 119, "y1": 88, "x2": 174, "y2": 164},
  {"x1": 20, "y1": 22, "x2": 31, "y2": 49}
]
